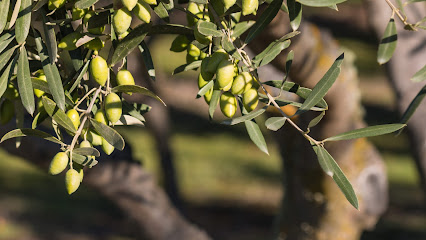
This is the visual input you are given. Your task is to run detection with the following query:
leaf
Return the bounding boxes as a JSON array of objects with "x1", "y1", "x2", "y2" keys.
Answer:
[
  {"x1": 245, "y1": 0, "x2": 283, "y2": 44},
  {"x1": 15, "y1": 0, "x2": 31, "y2": 44},
  {"x1": 265, "y1": 117, "x2": 286, "y2": 131},
  {"x1": 90, "y1": 119, "x2": 125, "y2": 151},
  {"x1": 138, "y1": 41, "x2": 156, "y2": 81},
  {"x1": 115, "y1": 115, "x2": 145, "y2": 127},
  {"x1": 122, "y1": 102, "x2": 150, "y2": 123},
  {"x1": 0, "y1": 31, "x2": 15, "y2": 54},
  {"x1": 197, "y1": 80, "x2": 214, "y2": 97},
  {"x1": 308, "y1": 111, "x2": 325, "y2": 129},
  {"x1": 72, "y1": 153, "x2": 98, "y2": 167},
  {"x1": 41, "y1": 97, "x2": 77, "y2": 134},
  {"x1": 32, "y1": 77, "x2": 51, "y2": 94},
  {"x1": 263, "y1": 81, "x2": 328, "y2": 108},
  {"x1": 222, "y1": 107, "x2": 267, "y2": 125},
  {"x1": 41, "y1": 12, "x2": 57, "y2": 64},
  {"x1": 111, "y1": 85, "x2": 165, "y2": 106},
  {"x1": 411, "y1": 64, "x2": 426, "y2": 82},
  {"x1": 252, "y1": 40, "x2": 291, "y2": 68},
  {"x1": 1, "y1": 128, "x2": 63, "y2": 145},
  {"x1": 209, "y1": 89, "x2": 221, "y2": 119},
  {"x1": 400, "y1": 84, "x2": 426, "y2": 125},
  {"x1": 296, "y1": 53, "x2": 344, "y2": 115},
  {"x1": 0, "y1": 56, "x2": 16, "y2": 99},
  {"x1": 69, "y1": 60, "x2": 90, "y2": 93},
  {"x1": 8, "y1": 0, "x2": 21, "y2": 30},
  {"x1": 245, "y1": 120, "x2": 269, "y2": 155},
  {"x1": 190, "y1": 0, "x2": 208, "y2": 4},
  {"x1": 34, "y1": 30, "x2": 66, "y2": 111},
  {"x1": 377, "y1": 18, "x2": 397, "y2": 65},
  {"x1": 231, "y1": 21, "x2": 255, "y2": 38},
  {"x1": 197, "y1": 21, "x2": 223, "y2": 37},
  {"x1": 173, "y1": 60, "x2": 202, "y2": 74},
  {"x1": 0, "y1": 45, "x2": 19, "y2": 72},
  {"x1": 32, "y1": 0, "x2": 48, "y2": 11},
  {"x1": 17, "y1": 46, "x2": 35, "y2": 115},
  {"x1": 312, "y1": 145, "x2": 358, "y2": 209},
  {"x1": 75, "y1": 0, "x2": 99, "y2": 9},
  {"x1": 221, "y1": 36, "x2": 241, "y2": 60},
  {"x1": 153, "y1": 2, "x2": 170, "y2": 23},
  {"x1": 323, "y1": 124, "x2": 406, "y2": 142},
  {"x1": 0, "y1": 0, "x2": 10, "y2": 34},
  {"x1": 288, "y1": 0, "x2": 302, "y2": 31},
  {"x1": 74, "y1": 147, "x2": 101, "y2": 157},
  {"x1": 111, "y1": 23, "x2": 151, "y2": 65},
  {"x1": 297, "y1": 0, "x2": 347, "y2": 7}
]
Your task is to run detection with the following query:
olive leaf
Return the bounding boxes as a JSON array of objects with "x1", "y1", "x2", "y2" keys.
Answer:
[
  {"x1": 69, "y1": 59, "x2": 90, "y2": 93},
  {"x1": 245, "y1": 0, "x2": 283, "y2": 44},
  {"x1": 0, "y1": 0, "x2": 10, "y2": 34},
  {"x1": 297, "y1": 0, "x2": 347, "y2": 7},
  {"x1": 138, "y1": 41, "x2": 156, "y2": 81},
  {"x1": 32, "y1": 77, "x2": 51, "y2": 94},
  {"x1": 72, "y1": 153, "x2": 98, "y2": 168},
  {"x1": 0, "y1": 45, "x2": 19, "y2": 72},
  {"x1": 75, "y1": 0, "x2": 99, "y2": 9},
  {"x1": 252, "y1": 39, "x2": 291, "y2": 68},
  {"x1": 265, "y1": 117, "x2": 287, "y2": 131},
  {"x1": 17, "y1": 46, "x2": 35, "y2": 116},
  {"x1": 115, "y1": 115, "x2": 145, "y2": 127},
  {"x1": 323, "y1": 124, "x2": 406, "y2": 142},
  {"x1": 153, "y1": 2, "x2": 170, "y2": 23},
  {"x1": 90, "y1": 119, "x2": 125, "y2": 151},
  {"x1": 197, "y1": 21, "x2": 223, "y2": 37},
  {"x1": 197, "y1": 80, "x2": 214, "y2": 97},
  {"x1": 41, "y1": 97, "x2": 77, "y2": 134},
  {"x1": 231, "y1": 21, "x2": 255, "y2": 38},
  {"x1": 312, "y1": 145, "x2": 358, "y2": 209},
  {"x1": 222, "y1": 107, "x2": 267, "y2": 125},
  {"x1": 411, "y1": 64, "x2": 426, "y2": 82},
  {"x1": 209, "y1": 89, "x2": 221, "y2": 119},
  {"x1": 400, "y1": 84, "x2": 426, "y2": 126},
  {"x1": 111, "y1": 85, "x2": 165, "y2": 106},
  {"x1": 0, "y1": 128, "x2": 64, "y2": 145},
  {"x1": 245, "y1": 120, "x2": 269, "y2": 155},
  {"x1": 0, "y1": 56, "x2": 17, "y2": 99},
  {"x1": 288, "y1": 0, "x2": 302, "y2": 31},
  {"x1": 377, "y1": 18, "x2": 397, "y2": 65},
  {"x1": 173, "y1": 60, "x2": 202, "y2": 74},
  {"x1": 74, "y1": 147, "x2": 101, "y2": 157},
  {"x1": 41, "y1": 12, "x2": 58, "y2": 64},
  {"x1": 15, "y1": 0, "x2": 31, "y2": 44},
  {"x1": 0, "y1": 31, "x2": 15, "y2": 54}
]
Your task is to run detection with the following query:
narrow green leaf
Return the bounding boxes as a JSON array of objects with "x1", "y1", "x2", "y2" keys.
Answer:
[
  {"x1": 0, "y1": 31, "x2": 15, "y2": 54},
  {"x1": 32, "y1": 0, "x2": 48, "y2": 11},
  {"x1": 377, "y1": 18, "x2": 397, "y2": 65},
  {"x1": 89, "y1": 119, "x2": 125, "y2": 151},
  {"x1": 122, "y1": 102, "x2": 150, "y2": 123},
  {"x1": 222, "y1": 107, "x2": 267, "y2": 125},
  {"x1": 8, "y1": 0, "x2": 21, "y2": 30},
  {"x1": 0, "y1": 45, "x2": 19, "y2": 72},
  {"x1": 411, "y1": 64, "x2": 426, "y2": 82},
  {"x1": 173, "y1": 60, "x2": 202, "y2": 74},
  {"x1": 15, "y1": 0, "x2": 31, "y2": 44},
  {"x1": 41, "y1": 97, "x2": 77, "y2": 134},
  {"x1": 252, "y1": 40, "x2": 291, "y2": 68},
  {"x1": 323, "y1": 124, "x2": 406, "y2": 142},
  {"x1": 197, "y1": 21, "x2": 223, "y2": 37},
  {"x1": 72, "y1": 153, "x2": 98, "y2": 167},
  {"x1": 297, "y1": 0, "x2": 347, "y2": 7},
  {"x1": 400, "y1": 85, "x2": 426, "y2": 125},
  {"x1": 69, "y1": 60, "x2": 90, "y2": 93},
  {"x1": 288, "y1": 0, "x2": 302, "y2": 31},
  {"x1": 231, "y1": 21, "x2": 255, "y2": 38},
  {"x1": 153, "y1": 2, "x2": 170, "y2": 23},
  {"x1": 34, "y1": 30, "x2": 66, "y2": 111},
  {"x1": 17, "y1": 46, "x2": 35, "y2": 115},
  {"x1": 32, "y1": 77, "x2": 51, "y2": 94},
  {"x1": 263, "y1": 81, "x2": 328, "y2": 109},
  {"x1": 0, "y1": 128, "x2": 64, "y2": 145},
  {"x1": 222, "y1": 36, "x2": 241, "y2": 60},
  {"x1": 0, "y1": 56, "x2": 16, "y2": 99},
  {"x1": 259, "y1": 95, "x2": 327, "y2": 111},
  {"x1": 41, "y1": 12, "x2": 57, "y2": 64},
  {"x1": 297, "y1": 53, "x2": 344, "y2": 115},
  {"x1": 245, "y1": 0, "x2": 283, "y2": 44},
  {"x1": 209, "y1": 89, "x2": 221, "y2": 119},
  {"x1": 111, "y1": 23, "x2": 151, "y2": 65},
  {"x1": 32, "y1": 109, "x2": 49, "y2": 129},
  {"x1": 111, "y1": 85, "x2": 165, "y2": 105},
  {"x1": 190, "y1": 0, "x2": 208, "y2": 4},
  {"x1": 328, "y1": 4, "x2": 338, "y2": 10},
  {"x1": 308, "y1": 111, "x2": 325, "y2": 129},
  {"x1": 75, "y1": 0, "x2": 99, "y2": 9},
  {"x1": 245, "y1": 120, "x2": 269, "y2": 155},
  {"x1": 0, "y1": 0, "x2": 10, "y2": 34},
  {"x1": 115, "y1": 115, "x2": 144, "y2": 127},
  {"x1": 197, "y1": 80, "x2": 214, "y2": 97},
  {"x1": 138, "y1": 41, "x2": 156, "y2": 81},
  {"x1": 74, "y1": 147, "x2": 101, "y2": 157},
  {"x1": 265, "y1": 117, "x2": 286, "y2": 131},
  {"x1": 312, "y1": 145, "x2": 358, "y2": 209}
]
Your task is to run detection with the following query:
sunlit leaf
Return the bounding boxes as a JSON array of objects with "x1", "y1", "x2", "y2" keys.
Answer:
[
  {"x1": 0, "y1": 128, "x2": 64, "y2": 145},
  {"x1": 90, "y1": 119, "x2": 125, "y2": 151},
  {"x1": 411, "y1": 64, "x2": 426, "y2": 82},
  {"x1": 0, "y1": 0, "x2": 10, "y2": 34},
  {"x1": 245, "y1": 120, "x2": 269, "y2": 155},
  {"x1": 265, "y1": 117, "x2": 286, "y2": 131},
  {"x1": 245, "y1": 0, "x2": 283, "y2": 44},
  {"x1": 377, "y1": 18, "x2": 397, "y2": 65},
  {"x1": 222, "y1": 107, "x2": 267, "y2": 125},
  {"x1": 173, "y1": 60, "x2": 202, "y2": 74},
  {"x1": 400, "y1": 84, "x2": 426, "y2": 125},
  {"x1": 41, "y1": 97, "x2": 76, "y2": 134},
  {"x1": 74, "y1": 147, "x2": 101, "y2": 157},
  {"x1": 15, "y1": 0, "x2": 31, "y2": 44},
  {"x1": 288, "y1": 0, "x2": 302, "y2": 31},
  {"x1": 231, "y1": 21, "x2": 255, "y2": 38},
  {"x1": 138, "y1": 41, "x2": 156, "y2": 81},
  {"x1": 307, "y1": 111, "x2": 325, "y2": 129},
  {"x1": 0, "y1": 56, "x2": 16, "y2": 99},
  {"x1": 252, "y1": 39, "x2": 291, "y2": 68},
  {"x1": 297, "y1": 0, "x2": 347, "y2": 7},
  {"x1": 197, "y1": 21, "x2": 223, "y2": 37},
  {"x1": 75, "y1": 0, "x2": 99, "y2": 9},
  {"x1": 323, "y1": 124, "x2": 406, "y2": 142},
  {"x1": 17, "y1": 46, "x2": 35, "y2": 115},
  {"x1": 111, "y1": 85, "x2": 165, "y2": 106}
]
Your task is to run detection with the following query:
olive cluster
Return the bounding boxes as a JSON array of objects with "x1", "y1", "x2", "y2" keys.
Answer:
[{"x1": 170, "y1": 2, "x2": 260, "y2": 118}]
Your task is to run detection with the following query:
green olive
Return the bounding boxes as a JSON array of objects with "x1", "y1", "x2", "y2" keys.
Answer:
[
  {"x1": 48, "y1": 0, "x2": 66, "y2": 10},
  {"x1": 231, "y1": 73, "x2": 246, "y2": 95},
  {"x1": 198, "y1": 71, "x2": 214, "y2": 89},
  {"x1": 0, "y1": 99, "x2": 14, "y2": 125},
  {"x1": 84, "y1": 38, "x2": 104, "y2": 51},
  {"x1": 79, "y1": 140, "x2": 92, "y2": 148},
  {"x1": 87, "y1": 129, "x2": 103, "y2": 146},
  {"x1": 49, "y1": 152, "x2": 68, "y2": 175},
  {"x1": 122, "y1": 0, "x2": 138, "y2": 11},
  {"x1": 194, "y1": 22, "x2": 212, "y2": 45},
  {"x1": 187, "y1": 44, "x2": 201, "y2": 57},
  {"x1": 220, "y1": 92, "x2": 237, "y2": 118},
  {"x1": 216, "y1": 59, "x2": 235, "y2": 90},
  {"x1": 58, "y1": 32, "x2": 83, "y2": 51},
  {"x1": 242, "y1": 72, "x2": 254, "y2": 93},
  {"x1": 4, "y1": 83, "x2": 19, "y2": 100},
  {"x1": 222, "y1": 78, "x2": 233, "y2": 91},
  {"x1": 72, "y1": 7, "x2": 87, "y2": 21},
  {"x1": 116, "y1": 69, "x2": 135, "y2": 95},
  {"x1": 142, "y1": 0, "x2": 157, "y2": 4},
  {"x1": 133, "y1": 0, "x2": 151, "y2": 24},
  {"x1": 205, "y1": 49, "x2": 228, "y2": 74},
  {"x1": 243, "y1": 88, "x2": 259, "y2": 112},
  {"x1": 222, "y1": 0, "x2": 236, "y2": 10},
  {"x1": 170, "y1": 35, "x2": 190, "y2": 52},
  {"x1": 102, "y1": 137, "x2": 115, "y2": 155},
  {"x1": 65, "y1": 169, "x2": 81, "y2": 195},
  {"x1": 242, "y1": 0, "x2": 259, "y2": 16},
  {"x1": 90, "y1": 56, "x2": 109, "y2": 86},
  {"x1": 105, "y1": 93, "x2": 122, "y2": 124},
  {"x1": 67, "y1": 109, "x2": 80, "y2": 130},
  {"x1": 94, "y1": 110, "x2": 108, "y2": 125},
  {"x1": 113, "y1": 8, "x2": 133, "y2": 35}
]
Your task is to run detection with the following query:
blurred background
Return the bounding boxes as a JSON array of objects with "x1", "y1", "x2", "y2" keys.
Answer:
[{"x1": 0, "y1": 1, "x2": 425, "y2": 240}]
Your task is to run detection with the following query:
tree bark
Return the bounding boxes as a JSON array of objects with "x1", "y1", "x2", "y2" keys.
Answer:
[{"x1": 363, "y1": 0, "x2": 426, "y2": 195}]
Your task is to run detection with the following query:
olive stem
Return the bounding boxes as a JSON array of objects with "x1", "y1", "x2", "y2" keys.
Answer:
[{"x1": 384, "y1": 0, "x2": 412, "y2": 27}]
